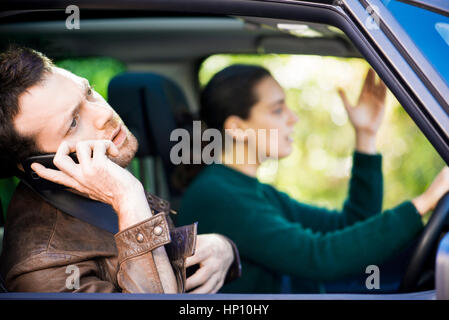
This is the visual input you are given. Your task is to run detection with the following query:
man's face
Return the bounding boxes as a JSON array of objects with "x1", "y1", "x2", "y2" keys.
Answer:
[{"x1": 13, "y1": 67, "x2": 138, "y2": 168}]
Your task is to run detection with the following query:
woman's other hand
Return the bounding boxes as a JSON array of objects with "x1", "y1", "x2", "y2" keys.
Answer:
[{"x1": 412, "y1": 166, "x2": 449, "y2": 216}]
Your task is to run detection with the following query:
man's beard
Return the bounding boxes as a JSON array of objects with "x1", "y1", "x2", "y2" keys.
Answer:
[{"x1": 109, "y1": 129, "x2": 138, "y2": 168}]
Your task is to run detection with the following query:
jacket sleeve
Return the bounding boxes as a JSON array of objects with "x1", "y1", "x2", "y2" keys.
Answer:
[
  {"x1": 113, "y1": 213, "x2": 172, "y2": 293},
  {"x1": 282, "y1": 151, "x2": 384, "y2": 233},
  {"x1": 222, "y1": 236, "x2": 242, "y2": 284}
]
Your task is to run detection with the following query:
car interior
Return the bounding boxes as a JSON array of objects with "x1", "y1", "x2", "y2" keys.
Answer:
[
  {"x1": 0, "y1": 7, "x2": 447, "y2": 298},
  {"x1": 0, "y1": 11, "x2": 363, "y2": 209}
]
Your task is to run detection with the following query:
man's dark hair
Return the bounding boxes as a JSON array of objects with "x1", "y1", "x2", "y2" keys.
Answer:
[{"x1": 0, "y1": 46, "x2": 54, "y2": 163}]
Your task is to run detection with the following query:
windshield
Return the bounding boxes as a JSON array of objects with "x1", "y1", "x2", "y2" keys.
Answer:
[{"x1": 382, "y1": 0, "x2": 449, "y2": 87}]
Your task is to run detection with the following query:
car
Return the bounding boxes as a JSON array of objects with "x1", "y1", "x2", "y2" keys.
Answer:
[{"x1": 0, "y1": 0, "x2": 448, "y2": 301}]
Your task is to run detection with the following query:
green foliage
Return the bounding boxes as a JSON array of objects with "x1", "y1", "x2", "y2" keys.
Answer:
[
  {"x1": 199, "y1": 54, "x2": 445, "y2": 211},
  {"x1": 55, "y1": 57, "x2": 125, "y2": 99}
]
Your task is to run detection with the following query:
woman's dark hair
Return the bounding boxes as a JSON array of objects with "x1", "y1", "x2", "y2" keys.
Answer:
[
  {"x1": 172, "y1": 64, "x2": 272, "y2": 191},
  {"x1": 200, "y1": 64, "x2": 272, "y2": 131}
]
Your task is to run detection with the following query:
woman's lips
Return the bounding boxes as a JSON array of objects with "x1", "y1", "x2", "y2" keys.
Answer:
[
  {"x1": 112, "y1": 125, "x2": 126, "y2": 147},
  {"x1": 285, "y1": 132, "x2": 294, "y2": 143}
]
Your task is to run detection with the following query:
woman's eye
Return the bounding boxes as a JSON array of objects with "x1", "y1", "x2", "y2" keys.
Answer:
[{"x1": 274, "y1": 107, "x2": 283, "y2": 114}]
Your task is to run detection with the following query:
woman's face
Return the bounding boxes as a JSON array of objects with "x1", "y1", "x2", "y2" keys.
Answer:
[{"x1": 241, "y1": 76, "x2": 298, "y2": 161}]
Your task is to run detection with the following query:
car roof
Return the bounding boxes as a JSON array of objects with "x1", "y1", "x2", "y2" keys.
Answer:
[
  {"x1": 3, "y1": 0, "x2": 447, "y2": 63},
  {"x1": 0, "y1": 0, "x2": 335, "y2": 10},
  {"x1": 0, "y1": 12, "x2": 360, "y2": 63}
]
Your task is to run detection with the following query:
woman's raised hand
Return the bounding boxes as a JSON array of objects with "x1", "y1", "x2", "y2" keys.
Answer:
[{"x1": 338, "y1": 68, "x2": 387, "y2": 154}]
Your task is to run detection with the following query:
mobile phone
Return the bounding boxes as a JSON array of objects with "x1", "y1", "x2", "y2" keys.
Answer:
[{"x1": 21, "y1": 152, "x2": 78, "y2": 181}]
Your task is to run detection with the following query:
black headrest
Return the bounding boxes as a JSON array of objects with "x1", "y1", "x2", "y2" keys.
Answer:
[
  {"x1": 108, "y1": 72, "x2": 190, "y2": 159},
  {"x1": 108, "y1": 72, "x2": 192, "y2": 197}
]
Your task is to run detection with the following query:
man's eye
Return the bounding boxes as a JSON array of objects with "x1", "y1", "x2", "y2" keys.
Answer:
[{"x1": 70, "y1": 115, "x2": 79, "y2": 129}]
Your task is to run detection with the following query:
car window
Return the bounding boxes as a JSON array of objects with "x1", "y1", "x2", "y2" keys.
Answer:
[
  {"x1": 199, "y1": 54, "x2": 445, "y2": 212},
  {"x1": 381, "y1": 0, "x2": 449, "y2": 87}
]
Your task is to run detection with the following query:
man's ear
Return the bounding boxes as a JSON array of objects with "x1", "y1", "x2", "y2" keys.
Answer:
[{"x1": 223, "y1": 115, "x2": 248, "y2": 143}]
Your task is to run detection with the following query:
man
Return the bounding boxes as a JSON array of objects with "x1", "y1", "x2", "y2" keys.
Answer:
[{"x1": 0, "y1": 47, "x2": 240, "y2": 293}]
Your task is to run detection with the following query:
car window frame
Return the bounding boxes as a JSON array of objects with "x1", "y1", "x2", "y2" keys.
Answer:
[{"x1": 358, "y1": 0, "x2": 449, "y2": 131}]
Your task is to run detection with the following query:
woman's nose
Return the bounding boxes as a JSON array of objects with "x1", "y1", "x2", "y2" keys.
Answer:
[{"x1": 287, "y1": 108, "x2": 299, "y2": 125}]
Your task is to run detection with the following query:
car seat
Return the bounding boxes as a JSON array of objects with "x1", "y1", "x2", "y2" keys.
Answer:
[{"x1": 108, "y1": 72, "x2": 193, "y2": 212}]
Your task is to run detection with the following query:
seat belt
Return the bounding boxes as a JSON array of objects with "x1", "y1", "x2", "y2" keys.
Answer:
[{"x1": 19, "y1": 176, "x2": 119, "y2": 234}]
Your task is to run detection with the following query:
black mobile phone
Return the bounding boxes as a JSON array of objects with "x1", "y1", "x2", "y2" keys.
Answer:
[{"x1": 22, "y1": 152, "x2": 78, "y2": 181}]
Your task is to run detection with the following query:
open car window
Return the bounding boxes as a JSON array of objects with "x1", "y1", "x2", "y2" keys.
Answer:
[{"x1": 199, "y1": 52, "x2": 444, "y2": 220}]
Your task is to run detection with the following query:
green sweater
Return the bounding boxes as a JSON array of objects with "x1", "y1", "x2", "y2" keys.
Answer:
[{"x1": 178, "y1": 152, "x2": 423, "y2": 293}]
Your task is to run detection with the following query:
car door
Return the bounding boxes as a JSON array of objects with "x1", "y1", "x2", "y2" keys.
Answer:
[{"x1": 0, "y1": 0, "x2": 448, "y2": 300}]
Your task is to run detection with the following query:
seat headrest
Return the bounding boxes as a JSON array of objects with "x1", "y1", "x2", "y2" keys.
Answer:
[{"x1": 108, "y1": 72, "x2": 190, "y2": 160}]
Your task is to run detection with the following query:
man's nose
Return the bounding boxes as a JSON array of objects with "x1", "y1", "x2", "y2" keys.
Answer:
[{"x1": 91, "y1": 102, "x2": 114, "y2": 129}]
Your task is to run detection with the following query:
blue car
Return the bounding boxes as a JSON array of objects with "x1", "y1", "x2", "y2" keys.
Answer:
[{"x1": 0, "y1": 0, "x2": 448, "y2": 300}]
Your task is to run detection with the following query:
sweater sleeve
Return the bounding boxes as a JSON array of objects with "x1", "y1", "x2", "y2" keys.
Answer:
[
  {"x1": 205, "y1": 194, "x2": 423, "y2": 282},
  {"x1": 281, "y1": 151, "x2": 384, "y2": 233}
]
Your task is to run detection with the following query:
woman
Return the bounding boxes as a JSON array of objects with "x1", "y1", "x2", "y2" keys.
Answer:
[{"x1": 178, "y1": 64, "x2": 449, "y2": 293}]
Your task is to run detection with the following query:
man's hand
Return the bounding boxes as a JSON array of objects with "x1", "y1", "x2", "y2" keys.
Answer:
[
  {"x1": 30, "y1": 140, "x2": 149, "y2": 229},
  {"x1": 31, "y1": 140, "x2": 178, "y2": 292},
  {"x1": 412, "y1": 166, "x2": 449, "y2": 216},
  {"x1": 338, "y1": 68, "x2": 387, "y2": 154},
  {"x1": 185, "y1": 234, "x2": 234, "y2": 294}
]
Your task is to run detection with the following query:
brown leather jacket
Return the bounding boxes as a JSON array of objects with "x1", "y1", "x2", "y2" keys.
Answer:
[{"x1": 0, "y1": 182, "x2": 198, "y2": 293}]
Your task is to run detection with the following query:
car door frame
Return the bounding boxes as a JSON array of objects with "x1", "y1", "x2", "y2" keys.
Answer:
[{"x1": 0, "y1": 0, "x2": 447, "y2": 299}]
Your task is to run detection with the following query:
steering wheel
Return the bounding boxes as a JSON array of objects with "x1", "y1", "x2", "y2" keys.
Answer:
[{"x1": 399, "y1": 192, "x2": 449, "y2": 292}]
